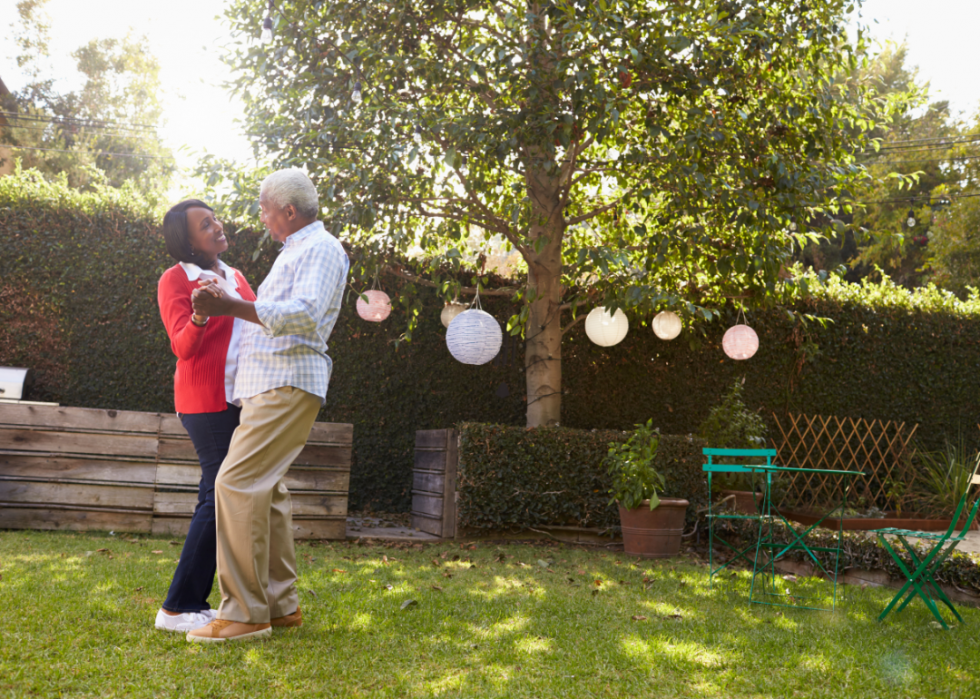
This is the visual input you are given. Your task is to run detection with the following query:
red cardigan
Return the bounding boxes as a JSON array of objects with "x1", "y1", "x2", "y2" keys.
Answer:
[{"x1": 157, "y1": 263, "x2": 256, "y2": 414}]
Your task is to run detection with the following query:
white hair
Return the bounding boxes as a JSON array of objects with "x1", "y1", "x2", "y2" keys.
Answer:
[{"x1": 260, "y1": 168, "x2": 319, "y2": 218}]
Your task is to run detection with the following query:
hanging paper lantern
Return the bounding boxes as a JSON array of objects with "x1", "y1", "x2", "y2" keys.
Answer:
[
  {"x1": 585, "y1": 307, "x2": 629, "y2": 347},
  {"x1": 446, "y1": 309, "x2": 502, "y2": 365},
  {"x1": 440, "y1": 301, "x2": 468, "y2": 328},
  {"x1": 652, "y1": 311, "x2": 682, "y2": 341},
  {"x1": 356, "y1": 290, "x2": 391, "y2": 322},
  {"x1": 722, "y1": 324, "x2": 759, "y2": 360}
]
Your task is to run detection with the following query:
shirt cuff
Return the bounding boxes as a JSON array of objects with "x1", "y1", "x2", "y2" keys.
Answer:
[{"x1": 254, "y1": 300, "x2": 280, "y2": 337}]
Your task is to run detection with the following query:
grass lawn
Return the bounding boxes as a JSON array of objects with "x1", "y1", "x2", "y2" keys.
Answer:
[{"x1": 1, "y1": 529, "x2": 978, "y2": 698}]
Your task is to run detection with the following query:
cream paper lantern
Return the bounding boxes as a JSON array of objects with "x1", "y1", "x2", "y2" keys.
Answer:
[
  {"x1": 585, "y1": 307, "x2": 629, "y2": 347},
  {"x1": 652, "y1": 311, "x2": 682, "y2": 340},
  {"x1": 440, "y1": 301, "x2": 468, "y2": 328},
  {"x1": 446, "y1": 309, "x2": 502, "y2": 365},
  {"x1": 722, "y1": 324, "x2": 759, "y2": 360},
  {"x1": 356, "y1": 290, "x2": 392, "y2": 322}
]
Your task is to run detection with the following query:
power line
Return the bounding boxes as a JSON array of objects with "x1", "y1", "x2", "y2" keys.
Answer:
[
  {"x1": 0, "y1": 143, "x2": 174, "y2": 160},
  {"x1": 0, "y1": 111, "x2": 157, "y2": 134}
]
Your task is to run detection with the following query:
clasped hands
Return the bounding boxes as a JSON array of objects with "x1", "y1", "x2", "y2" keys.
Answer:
[{"x1": 190, "y1": 278, "x2": 228, "y2": 324}]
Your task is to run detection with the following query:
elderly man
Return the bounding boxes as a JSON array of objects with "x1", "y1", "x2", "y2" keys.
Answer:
[{"x1": 186, "y1": 168, "x2": 348, "y2": 642}]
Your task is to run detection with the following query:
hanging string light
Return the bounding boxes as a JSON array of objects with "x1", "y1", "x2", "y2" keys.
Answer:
[
  {"x1": 352, "y1": 81, "x2": 363, "y2": 104},
  {"x1": 652, "y1": 311, "x2": 682, "y2": 341},
  {"x1": 906, "y1": 206, "x2": 916, "y2": 228},
  {"x1": 446, "y1": 288, "x2": 502, "y2": 365},
  {"x1": 413, "y1": 125, "x2": 422, "y2": 145},
  {"x1": 355, "y1": 273, "x2": 391, "y2": 322},
  {"x1": 585, "y1": 306, "x2": 629, "y2": 347},
  {"x1": 260, "y1": 0, "x2": 275, "y2": 44},
  {"x1": 440, "y1": 299, "x2": 468, "y2": 328},
  {"x1": 722, "y1": 306, "x2": 759, "y2": 360}
]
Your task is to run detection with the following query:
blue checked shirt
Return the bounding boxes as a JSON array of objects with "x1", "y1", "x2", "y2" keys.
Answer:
[{"x1": 233, "y1": 220, "x2": 349, "y2": 403}]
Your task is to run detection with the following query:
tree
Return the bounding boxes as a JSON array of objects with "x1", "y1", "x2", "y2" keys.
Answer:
[
  {"x1": 1, "y1": 0, "x2": 173, "y2": 194},
  {"x1": 213, "y1": 0, "x2": 893, "y2": 427}
]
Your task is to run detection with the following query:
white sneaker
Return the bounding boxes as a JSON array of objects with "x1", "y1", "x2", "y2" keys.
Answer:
[{"x1": 155, "y1": 608, "x2": 217, "y2": 632}]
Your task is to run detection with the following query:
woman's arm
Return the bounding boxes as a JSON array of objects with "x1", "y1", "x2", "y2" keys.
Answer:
[{"x1": 158, "y1": 271, "x2": 209, "y2": 360}]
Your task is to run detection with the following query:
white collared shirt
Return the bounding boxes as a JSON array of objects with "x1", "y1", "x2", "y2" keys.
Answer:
[
  {"x1": 235, "y1": 220, "x2": 349, "y2": 403},
  {"x1": 178, "y1": 258, "x2": 244, "y2": 406}
]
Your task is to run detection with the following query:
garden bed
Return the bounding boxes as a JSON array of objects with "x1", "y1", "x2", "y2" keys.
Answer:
[{"x1": 780, "y1": 509, "x2": 979, "y2": 532}]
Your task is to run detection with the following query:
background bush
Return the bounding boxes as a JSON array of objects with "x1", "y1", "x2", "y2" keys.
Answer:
[
  {"x1": 6, "y1": 169, "x2": 980, "y2": 515},
  {"x1": 455, "y1": 423, "x2": 707, "y2": 532}
]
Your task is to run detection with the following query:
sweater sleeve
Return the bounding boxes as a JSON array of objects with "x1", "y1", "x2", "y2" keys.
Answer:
[{"x1": 158, "y1": 269, "x2": 208, "y2": 361}]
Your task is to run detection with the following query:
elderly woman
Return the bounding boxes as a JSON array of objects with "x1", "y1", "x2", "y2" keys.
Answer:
[{"x1": 154, "y1": 199, "x2": 256, "y2": 632}]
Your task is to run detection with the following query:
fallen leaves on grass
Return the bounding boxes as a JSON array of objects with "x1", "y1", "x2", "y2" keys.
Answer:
[
  {"x1": 400, "y1": 599, "x2": 417, "y2": 611},
  {"x1": 631, "y1": 615, "x2": 647, "y2": 621},
  {"x1": 151, "y1": 550, "x2": 163, "y2": 555}
]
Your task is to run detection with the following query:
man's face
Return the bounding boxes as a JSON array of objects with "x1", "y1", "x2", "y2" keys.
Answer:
[{"x1": 259, "y1": 192, "x2": 294, "y2": 243}]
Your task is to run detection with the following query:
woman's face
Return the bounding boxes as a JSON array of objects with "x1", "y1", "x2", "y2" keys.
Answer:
[{"x1": 185, "y1": 207, "x2": 228, "y2": 265}]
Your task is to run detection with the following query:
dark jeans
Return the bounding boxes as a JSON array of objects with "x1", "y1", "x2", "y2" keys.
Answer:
[{"x1": 162, "y1": 403, "x2": 241, "y2": 613}]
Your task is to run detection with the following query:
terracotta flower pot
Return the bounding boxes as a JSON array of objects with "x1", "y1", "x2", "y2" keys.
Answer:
[
  {"x1": 618, "y1": 498, "x2": 690, "y2": 558},
  {"x1": 720, "y1": 489, "x2": 764, "y2": 514}
]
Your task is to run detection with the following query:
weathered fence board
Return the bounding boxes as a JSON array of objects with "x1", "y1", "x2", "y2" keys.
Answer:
[
  {"x1": 410, "y1": 429, "x2": 458, "y2": 538},
  {"x1": 0, "y1": 402, "x2": 352, "y2": 538}
]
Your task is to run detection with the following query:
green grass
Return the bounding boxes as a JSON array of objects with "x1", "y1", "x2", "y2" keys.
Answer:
[{"x1": 1, "y1": 530, "x2": 978, "y2": 698}]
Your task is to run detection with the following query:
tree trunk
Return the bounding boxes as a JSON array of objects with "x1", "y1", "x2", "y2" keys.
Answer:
[{"x1": 524, "y1": 158, "x2": 564, "y2": 428}]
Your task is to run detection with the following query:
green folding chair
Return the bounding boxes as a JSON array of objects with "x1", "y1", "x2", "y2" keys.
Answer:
[
  {"x1": 872, "y1": 468, "x2": 980, "y2": 630},
  {"x1": 703, "y1": 447, "x2": 775, "y2": 587}
]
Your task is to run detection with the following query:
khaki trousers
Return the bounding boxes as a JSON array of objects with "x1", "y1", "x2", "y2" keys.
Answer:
[{"x1": 214, "y1": 386, "x2": 321, "y2": 623}]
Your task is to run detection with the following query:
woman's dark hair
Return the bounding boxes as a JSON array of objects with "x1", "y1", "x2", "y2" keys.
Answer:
[{"x1": 162, "y1": 199, "x2": 215, "y2": 264}]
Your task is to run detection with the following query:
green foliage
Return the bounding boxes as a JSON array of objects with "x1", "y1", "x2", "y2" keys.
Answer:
[
  {"x1": 1, "y1": 0, "x2": 173, "y2": 195},
  {"x1": 698, "y1": 380, "x2": 768, "y2": 451},
  {"x1": 215, "y1": 0, "x2": 897, "y2": 426},
  {"x1": 604, "y1": 419, "x2": 663, "y2": 511},
  {"x1": 10, "y1": 169, "x2": 980, "y2": 513},
  {"x1": 456, "y1": 423, "x2": 706, "y2": 532},
  {"x1": 914, "y1": 437, "x2": 980, "y2": 517}
]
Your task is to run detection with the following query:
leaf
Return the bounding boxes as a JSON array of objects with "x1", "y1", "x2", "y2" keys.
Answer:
[
  {"x1": 400, "y1": 599, "x2": 418, "y2": 611},
  {"x1": 431, "y1": 558, "x2": 441, "y2": 567},
  {"x1": 430, "y1": 585, "x2": 443, "y2": 592},
  {"x1": 151, "y1": 550, "x2": 163, "y2": 554},
  {"x1": 631, "y1": 615, "x2": 647, "y2": 621},
  {"x1": 385, "y1": 584, "x2": 393, "y2": 591},
  {"x1": 332, "y1": 568, "x2": 346, "y2": 573},
  {"x1": 537, "y1": 559, "x2": 550, "y2": 568}
]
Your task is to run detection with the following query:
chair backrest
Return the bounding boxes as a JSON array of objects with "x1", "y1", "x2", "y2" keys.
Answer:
[{"x1": 702, "y1": 447, "x2": 776, "y2": 473}]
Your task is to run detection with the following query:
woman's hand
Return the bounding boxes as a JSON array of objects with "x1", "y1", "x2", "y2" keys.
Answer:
[
  {"x1": 190, "y1": 279, "x2": 222, "y2": 325},
  {"x1": 192, "y1": 278, "x2": 230, "y2": 318}
]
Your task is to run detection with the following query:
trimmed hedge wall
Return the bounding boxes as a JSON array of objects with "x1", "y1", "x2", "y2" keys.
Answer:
[
  {"x1": 456, "y1": 423, "x2": 707, "y2": 532},
  {"x1": 7, "y1": 170, "x2": 980, "y2": 515}
]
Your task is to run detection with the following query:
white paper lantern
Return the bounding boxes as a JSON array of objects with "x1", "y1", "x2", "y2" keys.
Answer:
[
  {"x1": 652, "y1": 311, "x2": 682, "y2": 340},
  {"x1": 722, "y1": 324, "x2": 759, "y2": 360},
  {"x1": 585, "y1": 307, "x2": 629, "y2": 347},
  {"x1": 446, "y1": 309, "x2": 502, "y2": 365},
  {"x1": 440, "y1": 301, "x2": 468, "y2": 328},
  {"x1": 356, "y1": 290, "x2": 392, "y2": 322}
]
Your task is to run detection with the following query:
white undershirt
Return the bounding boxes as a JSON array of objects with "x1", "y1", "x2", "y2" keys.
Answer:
[{"x1": 178, "y1": 259, "x2": 244, "y2": 406}]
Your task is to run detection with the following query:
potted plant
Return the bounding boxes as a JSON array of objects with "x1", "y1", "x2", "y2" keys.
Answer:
[
  {"x1": 698, "y1": 380, "x2": 768, "y2": 513},
  {"x1": 606, "y1": 419, "x2": 689, "y2": 558}
]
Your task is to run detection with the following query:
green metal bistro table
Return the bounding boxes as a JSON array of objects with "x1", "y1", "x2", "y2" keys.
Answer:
[{"x1": 746, "y1": 464, "x2": 865, "y2": 611}]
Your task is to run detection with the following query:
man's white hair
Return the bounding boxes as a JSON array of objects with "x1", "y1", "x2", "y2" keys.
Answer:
[{"x1": 260, "y1": 168, "x2": 319, "y2": 219}]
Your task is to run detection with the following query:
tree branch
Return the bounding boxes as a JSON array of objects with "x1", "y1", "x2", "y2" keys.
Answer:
[{"x1": 384, "y1": 265, "x2": 518, "y2": 297}]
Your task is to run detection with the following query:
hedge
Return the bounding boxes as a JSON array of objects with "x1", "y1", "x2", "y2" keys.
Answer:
[
  {"x1": 456, "y1": 423, "x2": 707, "y2": 532},
  {"x1": 7, "y1": 168, "x2": 980, "y2": 514}
]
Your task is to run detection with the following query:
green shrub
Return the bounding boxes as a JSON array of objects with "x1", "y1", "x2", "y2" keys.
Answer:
[
  {"x1": 604, "y1": 419, "x2": 664, "y2": 510},
  {"x1": 456, "y1": 422, "x2": 707, "y2": 532}
]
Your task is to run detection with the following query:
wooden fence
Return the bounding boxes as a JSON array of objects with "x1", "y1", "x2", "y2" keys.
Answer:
[
  {"x1": 410, "y1": 429, "x2": 458, "y2": 538},
  {"x1": 771, "y1": 413, "x2": 917, "y2": 511},
  {"x1": 0, "y1": 402, "x2": 352, "y2": 538}
]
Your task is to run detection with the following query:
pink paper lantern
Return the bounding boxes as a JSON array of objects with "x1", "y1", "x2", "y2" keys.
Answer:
[
  {"x1": 356, "y1": 290, "x2": 392, "y2": 322},
  {"x1": 722, "y1": 324, "x2": 759, "y2": 360}
]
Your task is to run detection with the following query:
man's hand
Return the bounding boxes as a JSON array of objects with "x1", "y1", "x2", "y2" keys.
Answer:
[{"x1": 192, "y1": 279, "x2": 231, "y2": 317}]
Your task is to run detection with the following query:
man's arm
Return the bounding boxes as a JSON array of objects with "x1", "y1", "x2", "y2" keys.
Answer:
[
  {"x1": 191, "y1": 282, "x2": 264, "y2": 327},
  {"x1": 252, "y1": 241, "x2": 347, "y2": 338}
]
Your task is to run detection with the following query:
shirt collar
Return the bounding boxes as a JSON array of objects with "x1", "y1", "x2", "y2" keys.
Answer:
[
  {"x1": 179, "y1": 258, "x2": 235, "y2": 282},
  {"x1": 281, "y1": 220, "x2": 324, "y2": 249}
]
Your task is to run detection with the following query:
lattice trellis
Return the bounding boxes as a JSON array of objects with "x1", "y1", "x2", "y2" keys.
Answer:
[{"x1": 771, "y1": 413, "x2": 918, "y2": 511}]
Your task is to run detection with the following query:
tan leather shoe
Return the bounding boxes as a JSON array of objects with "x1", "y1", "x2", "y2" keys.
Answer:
[
  {"x1": 186, "y1": 619, "x2": 272, "y2": 643},
  {"x1": 271, "y1": 607, "x2": 302, "y2": 628}
]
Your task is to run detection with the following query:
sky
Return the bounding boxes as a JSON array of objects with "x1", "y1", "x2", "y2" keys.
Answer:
[{"x1": 0, "y1": 0, "x2": 978, "y2": 185}]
